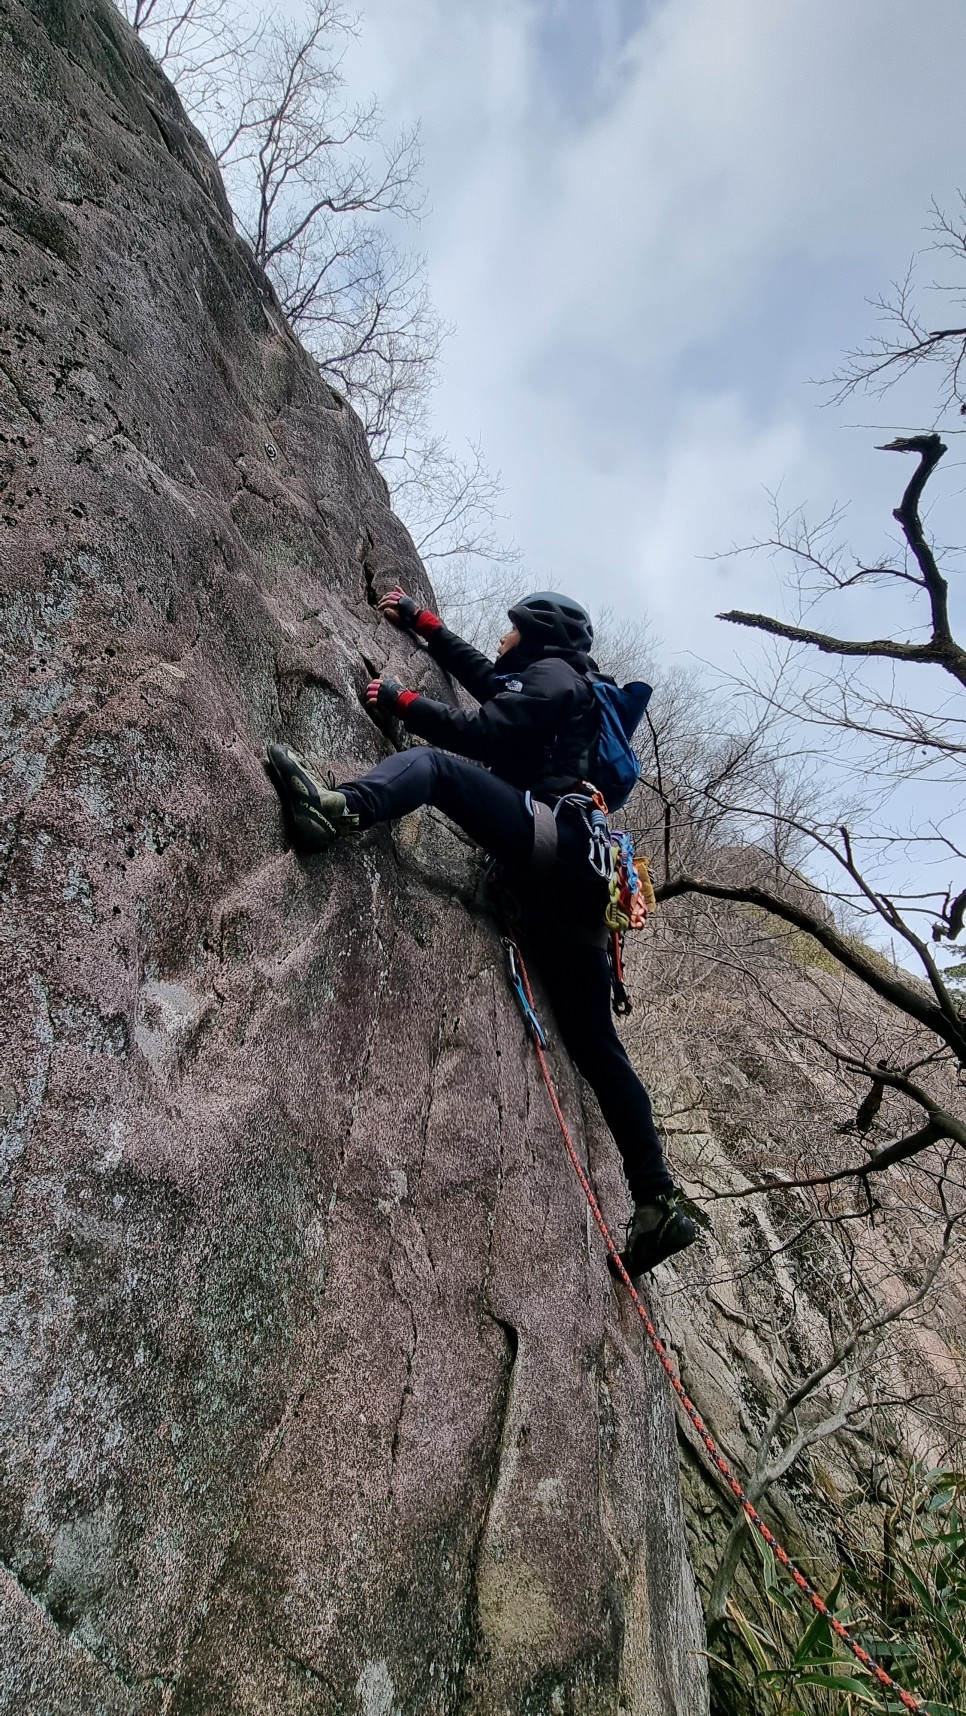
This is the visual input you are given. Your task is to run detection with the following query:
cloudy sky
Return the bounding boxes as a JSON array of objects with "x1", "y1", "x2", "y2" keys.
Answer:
[{"x1": 336, "y1": 0, "x2": 966, "y2": 674}]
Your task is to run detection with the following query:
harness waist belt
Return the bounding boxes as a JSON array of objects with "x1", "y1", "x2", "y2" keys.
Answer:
[{"x1": 529, "y1": 797, "x2": 559, "y2": 872}]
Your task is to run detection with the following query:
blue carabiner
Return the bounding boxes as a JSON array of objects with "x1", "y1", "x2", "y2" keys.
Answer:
[{"x1": 502, "y1": 938, "x2": 547, "y2": 1048}]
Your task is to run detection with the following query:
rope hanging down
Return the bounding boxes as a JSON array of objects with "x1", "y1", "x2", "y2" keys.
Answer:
[{"x1": 506, "y1": 938, "x2": 927, "y2": 1716}]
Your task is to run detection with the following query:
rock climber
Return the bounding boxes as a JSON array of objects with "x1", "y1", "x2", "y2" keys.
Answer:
[{"x1": 265, "y1": 589, "x2": 697, "y2": 1277}]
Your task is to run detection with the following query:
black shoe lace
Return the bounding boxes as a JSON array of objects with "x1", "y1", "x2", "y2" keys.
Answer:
[{"x1": 304, "y1": 753, "x2": 337, "y2": 793}]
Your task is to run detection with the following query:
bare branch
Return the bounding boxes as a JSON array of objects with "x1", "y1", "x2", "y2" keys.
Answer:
[
  {"x1": 826, "y1": 197, "x2": 966, "y2": 410},
  {"x1": 717, "y1": 608, "x2": 966, "y2": 690},
  {"x1": 880, "y1": 433, "x2": 956, "y2": 648},
  {"x1": 656, "y1": 872, "x2": 966, "y2": 1062},
  {"x1": 719, "y1": 437, "x2": 966, "y2": 692}
]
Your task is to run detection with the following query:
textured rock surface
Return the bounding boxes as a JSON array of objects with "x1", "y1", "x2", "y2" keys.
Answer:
[{"x1": 0, "y1": 2, "x2": 709, "y2": 1711}]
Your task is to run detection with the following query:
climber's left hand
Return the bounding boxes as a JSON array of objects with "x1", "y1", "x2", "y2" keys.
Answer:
[{"x1": 365, "y1": 677, "x2": 417, "y2": 715}]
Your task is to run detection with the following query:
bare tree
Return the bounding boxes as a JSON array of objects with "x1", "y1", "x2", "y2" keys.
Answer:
[
  {"x1": 626, "y1": 785, "x2": 966, "y2": 1683},
  {"x1": 830, "y1": 195, "x2": 966, "y2": 413},
  {"x1": 117, "y1": 0, "x2": 515, "y2": 572},
  {"x1": 192, "y1": 1, "x2": 440, "y2": 458},
  {"x1": 122, "y1": 0, "x2": 260, "y2": 118},
  {"x1": 654, "y1": 436, "x2": 966, "y2": 1192},
  {"x1": 591, "y1": 607, "x2": 655, "y2": 687},
  {"x1": 628, "y1": 666, "x2": 792, "y2": 883},
  {"x1": 391, "y1": 438, "x2": 522, "y2": 592},
  {"x1": 606, "y1": 456, "x2": 966, "y2": 1674},
  {"x1": 427, "y1": 561, "x2": 524, "y2": 651},
  {"x1": 428, "y1": 567, "x2": 657, "y2": 674},
  {"x1": 705, "y1": 1210, "x2": 963, "y2": 1631}
]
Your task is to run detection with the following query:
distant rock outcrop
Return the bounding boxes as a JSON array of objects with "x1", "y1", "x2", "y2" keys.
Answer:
[
  {"x1": 626, "y1": 920, "x2": 966, "y2": 1714},
  {"x1": 0, "y1": 2, "x2": 709, "y2": 1710}
]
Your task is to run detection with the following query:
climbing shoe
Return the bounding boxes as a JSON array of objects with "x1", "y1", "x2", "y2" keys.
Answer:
[
  {"x1": 264, "y1": 743, "x2": 359, "y2": 853},
  {"x1": 608, "y1": 1192, "x2": 698, "y2": 1280}
]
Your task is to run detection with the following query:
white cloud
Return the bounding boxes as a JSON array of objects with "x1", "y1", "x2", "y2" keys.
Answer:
[{"x1": 341, "y1": 0, "x2": 966, "y2": 665}]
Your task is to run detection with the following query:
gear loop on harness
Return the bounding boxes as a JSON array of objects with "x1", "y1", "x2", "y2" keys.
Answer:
[{"x1": 516, "y1": 786, "x2": 655, "y2": 1015}]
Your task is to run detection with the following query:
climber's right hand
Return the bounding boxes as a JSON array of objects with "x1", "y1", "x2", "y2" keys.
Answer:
[
  {"x1": 377, "y1": 588, "x2": 441, "y2": 639},
  {"x1": 365, "y1": 677, "x2": 419, "y2": 716}
]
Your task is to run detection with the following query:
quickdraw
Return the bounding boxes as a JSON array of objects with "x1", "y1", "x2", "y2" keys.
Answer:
[{"x1": 502, "y1": 936, "x2": 547, "y2": 1046}]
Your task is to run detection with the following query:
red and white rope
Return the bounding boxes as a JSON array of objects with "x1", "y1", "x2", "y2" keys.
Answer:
[{"x1": 512, "y1": 943, "x2": 925, "y2": 1716}]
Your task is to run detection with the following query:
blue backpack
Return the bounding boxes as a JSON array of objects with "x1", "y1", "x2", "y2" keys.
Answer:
[{"x1": 587, "y1": 677, "x2": 652, "y2": 811}]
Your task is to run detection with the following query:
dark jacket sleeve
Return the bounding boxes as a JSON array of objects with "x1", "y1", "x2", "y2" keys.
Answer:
[
  {"x1": 424, "y1": 624, "x2": 502, "y2": 704},
  {"x1": 400, "y1": 657, "x2": 582, "y2": 764}
]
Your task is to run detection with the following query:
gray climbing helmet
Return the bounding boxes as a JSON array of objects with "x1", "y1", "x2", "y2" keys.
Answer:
[{"x1": 507, "y1": 591, "x2": 594, "y2": 653}]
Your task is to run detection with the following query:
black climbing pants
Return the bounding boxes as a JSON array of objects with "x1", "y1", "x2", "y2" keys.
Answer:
[{"x1": 341, "y1": 748, "x2": 674, "y2": 1204}]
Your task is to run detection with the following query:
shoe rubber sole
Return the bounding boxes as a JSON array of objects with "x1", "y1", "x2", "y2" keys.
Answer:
[{"x1": 263, "y1": 745, "x2": 341, "y2": 853}]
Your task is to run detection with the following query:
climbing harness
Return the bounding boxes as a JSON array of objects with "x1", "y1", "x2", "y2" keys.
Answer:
[
  {"x1": 529, "y1": 788, "x2": 654, "y2": 934},
  {"x1": 503, "y1": 937, "x2": 928, "y2": 1716},
  {"x1": 542, "y1": 788, "x2": 654, "y2": 1016},
  {"x1": 527, "y1": 796, "x2": 560, "y2": 873}
]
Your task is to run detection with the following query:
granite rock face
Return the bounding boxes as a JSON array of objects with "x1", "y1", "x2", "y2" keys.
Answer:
[{"x1": 0, "y1": 3, "x2": 709, "y2": 1711}]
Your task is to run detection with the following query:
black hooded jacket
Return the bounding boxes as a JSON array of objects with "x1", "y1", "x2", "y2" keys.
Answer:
[{"x1": 398, "y1": 623, "x2": 600, "y2": 799}]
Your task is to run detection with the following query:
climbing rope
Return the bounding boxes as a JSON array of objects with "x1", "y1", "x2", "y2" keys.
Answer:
[{"x1": 507, "y1": 938, "x2": 927, "y2": 1716}]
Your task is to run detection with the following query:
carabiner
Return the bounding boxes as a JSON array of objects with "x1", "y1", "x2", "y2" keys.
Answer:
[{"x1": 502, "y1": 937, "x2": 547, "y2": 1048}]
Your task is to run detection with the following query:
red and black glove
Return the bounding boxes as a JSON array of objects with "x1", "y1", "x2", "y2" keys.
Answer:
[
  {"x1": 378, "y1": 587, "x2": 441, "y2": 640},
  {"x1": 365, "y1": 677, "x2": 420, "y2": 716}
]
